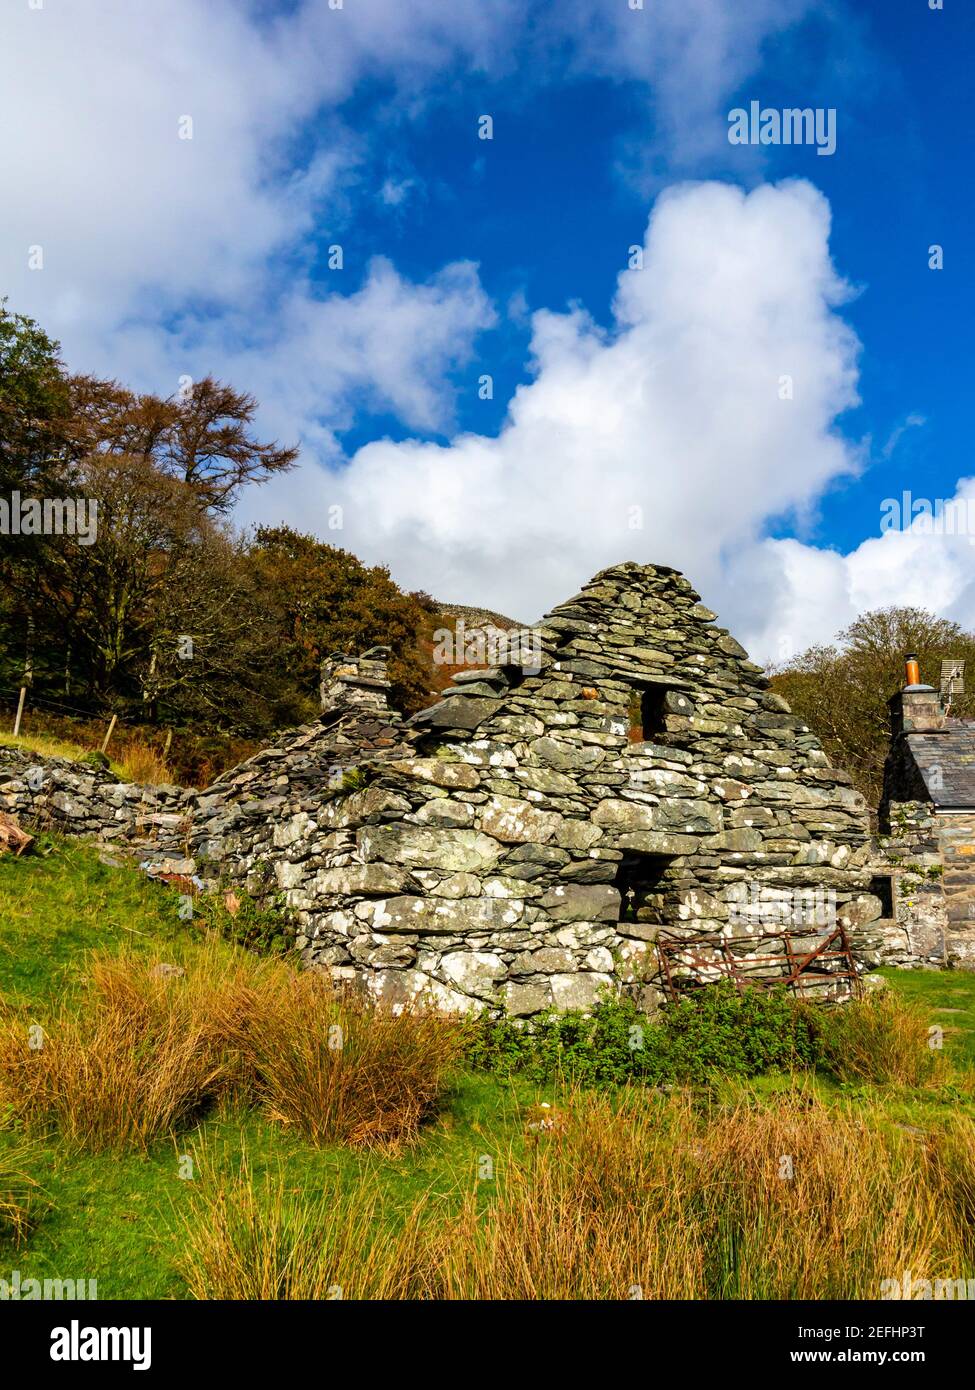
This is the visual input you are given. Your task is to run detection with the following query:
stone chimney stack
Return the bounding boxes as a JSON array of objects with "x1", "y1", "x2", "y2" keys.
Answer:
[
  {"x1": 320, "y1": 647, "x2": 393, "y2": 714},
  {"x1": 888, "y1": 652, "x2": 945, "y2": 736}
]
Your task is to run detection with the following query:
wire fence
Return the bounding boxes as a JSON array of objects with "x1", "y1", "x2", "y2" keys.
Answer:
[
  {"x1": 0, "y1": 685, "x2": 260, "y2": 785},
  {"x1": 0, "y1": 684, "x2": 111, "y2": 722}
]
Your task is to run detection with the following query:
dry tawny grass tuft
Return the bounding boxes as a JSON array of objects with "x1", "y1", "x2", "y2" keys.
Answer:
[
  {"x1": 175, "y1": 1091, "x2": 975, "y2": 1301},
  {"x1": 816, "y1": 989, "x2": 947, "y2": 1088},
  {"x1": 0, "y1": 946, "x2": 236, "y2": 1151},
  {"x1": 691, "y1": 1093, "x2": 961, "y2": 1298},
  {"x1": 420, "y1": 1092, "x2": 975, "y2": 1300},
  {"x1": 115, "y1": 740, "x2": 175, "y2": 785},
  {"x1": 177, "y1": 1158, "x2": 429, "y2": 1300},
  {"x1": 219, "y1": 966, "x2": 463, "y2": 1149},
  {"x1": 0, "y1": 941, "x2": 461, "y2": 1153}
]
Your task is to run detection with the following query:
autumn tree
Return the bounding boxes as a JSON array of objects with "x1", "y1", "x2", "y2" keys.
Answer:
[
  {"x1": 249, "y1": 527, "x2": 437, "y2": 713},
  {"x1": 161, "y1": 377, "x2": 298, "y2": 510},
  {"x1": 0, "y1": 301, "x2": 301, "y2": 726},
  {"x1": 132, "y1": 523, "x2": 303, "y2": 732},
  {"x1": 0, "y1": 298, "x2": 437, "y2": 740}
]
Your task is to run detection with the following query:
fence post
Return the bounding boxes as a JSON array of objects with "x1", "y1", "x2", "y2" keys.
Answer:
[
  {"x1": 100, "y1": 713, "x2": 118, "y2": 755},
  {"x1": 12, "y1": 687, "x2": 26, "y2": 738}
]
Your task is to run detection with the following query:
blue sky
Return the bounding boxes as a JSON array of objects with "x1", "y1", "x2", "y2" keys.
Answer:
[
  {"x1": 323, "y1": 0, "x2": 970, "y2": 553},
  {"x1": 2, "y1": 0, "x2": 972, "y2": 653}
]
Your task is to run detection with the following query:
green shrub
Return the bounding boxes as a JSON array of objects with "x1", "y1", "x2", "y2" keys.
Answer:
[
  {"x1": 461, "y1": 994, "x2": 661, "y2": 1086},
  {"x1": 661, "y1": 980, "x2": 821, "y2": 1079},
  {"x1": 78, "y1": 750, "x2": 110, "y2": 771},
  {"x1": 191, "y1": 888, "x2": 296, "y2": 956},
  {"x1": 461, "y1": 982, "x2": 823, "y2": 1088}
]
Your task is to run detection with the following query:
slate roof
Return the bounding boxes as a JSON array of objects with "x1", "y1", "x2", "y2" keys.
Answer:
[{"x1": 906, "y1": 725, "x2": 975, "y2": 808}]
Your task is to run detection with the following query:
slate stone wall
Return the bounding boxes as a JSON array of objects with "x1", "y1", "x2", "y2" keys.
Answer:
[
  {"x1": 870, "y1": 801, "x2": 975, "y2": 971},
  {"x1": 0, "y1": 748, "x2": 189, "y2": 851},
  {"x1": 868, "y1": 801, "x2": 946, "y2": 968}
]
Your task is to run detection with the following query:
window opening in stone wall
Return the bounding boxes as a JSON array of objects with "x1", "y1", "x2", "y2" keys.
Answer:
[
  {"x1": 639, "y1": 686, "x2": 668, "y2": 738},
  {"x1": 501, "y1": 663, "x2": 530, "y2": 692},
  {"x1": 614, "y1": 852, "x2": 673, "y2": 923},
  {"x1": 629, "y1": 684, "x2": 694, "y2": 742},
  {"x1": 869, "y1": 874, "x2": 895, "y2": 919}
]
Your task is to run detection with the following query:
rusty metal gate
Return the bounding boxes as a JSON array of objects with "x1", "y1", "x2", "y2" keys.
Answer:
[{"x1": 654, "y1": 923, "x2": 862, "y2": 1003}]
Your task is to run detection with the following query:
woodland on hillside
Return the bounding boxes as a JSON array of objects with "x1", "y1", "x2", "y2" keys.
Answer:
[{"x1": 0, "y1": 299, "x2": 438, "y2": 748}]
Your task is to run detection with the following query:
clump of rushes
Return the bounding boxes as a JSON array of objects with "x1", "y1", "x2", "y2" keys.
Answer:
[
  {"x1": 114, "y1": 741, "x2": 174, "y2": 785},
  {"x1": 421, "y1": 1091, "x2": 975, "y2": 1301},
  {"x1": 177, "y1": 1158, "x2": 428, "y2": 1300},
  {"x1": 175, "y1": 1091, "x2": 975, "y2": 1301},
  {"x1": 219, "y1": 966, "x2": 463, "y2": 1149},
  {"x1": 0, "y1": 943, "x2": 238, "y2": 1152},
  {"x1": 811, "y1": 988, "x2": 948, "y2": 1088},
  {"x1": 0, "y1": 939, "x2": 461, "y2": 1153}
]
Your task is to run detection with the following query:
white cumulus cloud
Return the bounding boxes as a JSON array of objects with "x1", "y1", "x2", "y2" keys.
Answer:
[
  {"x1": 285, "y1": 180, "x2": 863, "y2": 646},
  {"x1": 742, "y1": 480, "x2": 975, "y2": 663},
  {"x1": 7, "y1": 1, "x2": 956, "y2": 667},
  {"x1": 0, "y1": 0, "x2": 826, "y2": 397}
]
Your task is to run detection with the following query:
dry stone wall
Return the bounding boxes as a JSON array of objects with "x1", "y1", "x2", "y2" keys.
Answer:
[{"x1": 0, "y1": 748, "x2": 189, "y2": 850}]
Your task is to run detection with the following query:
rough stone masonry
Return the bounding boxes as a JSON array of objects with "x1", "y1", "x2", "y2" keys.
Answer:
[{"x1": 1, "y1": 561, "x2": 884, "y2": 1013}]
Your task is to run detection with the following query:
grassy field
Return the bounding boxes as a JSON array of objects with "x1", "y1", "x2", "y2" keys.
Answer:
[
  {"x1": 0, "y1": 840, "x2": 538, "y2": 1298},
  {"x1": 1, "y1": 837, "x2": 974, "y2": 1300},
  {"x1": 876, "y1": 965, "x2": 975, "y2": 1068}
]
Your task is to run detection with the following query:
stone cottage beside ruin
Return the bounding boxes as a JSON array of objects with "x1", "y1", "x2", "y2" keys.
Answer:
[
  {"x1": 873, "y1": 656, "x2": 975, "y2": 970},
  {"x1": 1, "y1": 561, "x2": 891, "y2": 1012}
]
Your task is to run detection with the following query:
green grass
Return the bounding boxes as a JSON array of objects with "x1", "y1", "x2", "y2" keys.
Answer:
[
  {"x1": 6, "y1": 1079, "x2": 533, "y2": 1299},
  {"x1": 876, "y1": 965, "x2": 975, "y2": 1067},
  {"x1": 0, "y1": 839, "x2": 539, "y2": 1296},
  {"x1": 2, "y1": 837, "x2": 975, "y2": 1299},
  {"x1": 0, "y1": 732, "x2": 127, "y2": 780},
  {"x1": 1, "y1": 731, "x2": 96, "y2": 762},
  {"x1": 0, "y1": 838, "x2": 186, "y2": 1011}
]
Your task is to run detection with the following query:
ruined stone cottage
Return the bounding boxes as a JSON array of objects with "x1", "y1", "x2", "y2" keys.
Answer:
[
  {"x1": 1, "y1": 562, "x2": 887, "y2": 1012},
  {"x1": 184, "y1": 561, "x2": 882, "y2": 1011}
]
